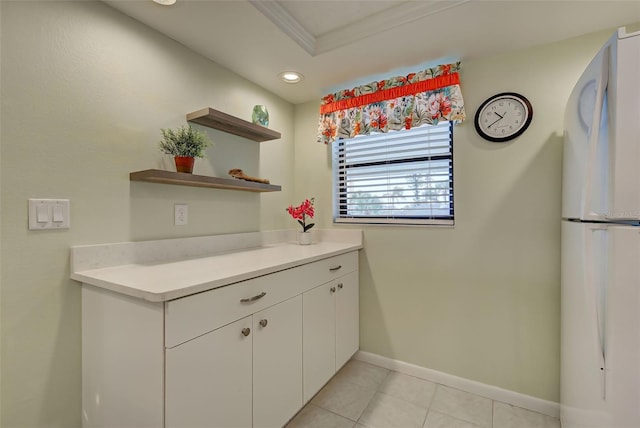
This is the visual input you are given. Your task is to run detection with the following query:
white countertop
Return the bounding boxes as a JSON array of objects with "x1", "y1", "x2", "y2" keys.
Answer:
[{"x1": 71, "y1": 229, "x2": 362, "y2": 302}]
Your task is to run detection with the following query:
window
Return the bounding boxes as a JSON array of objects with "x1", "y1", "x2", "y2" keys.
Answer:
[{"x1": 332, "y1": 122, "x2": 454, "y2": 226}]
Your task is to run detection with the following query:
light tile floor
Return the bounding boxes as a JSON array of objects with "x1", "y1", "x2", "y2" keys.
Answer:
[{"x1": 286, "y1": 359, "x2": 561, "y2": 428}]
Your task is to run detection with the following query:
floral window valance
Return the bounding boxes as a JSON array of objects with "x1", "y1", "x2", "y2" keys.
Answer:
[{"x1": 317, "y1": 62, "x2": 466, "y2": 144}]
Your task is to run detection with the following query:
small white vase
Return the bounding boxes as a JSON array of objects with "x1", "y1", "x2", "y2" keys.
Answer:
[{"x1": 297, "y1": 231, "x2": 312, "y2": 245}]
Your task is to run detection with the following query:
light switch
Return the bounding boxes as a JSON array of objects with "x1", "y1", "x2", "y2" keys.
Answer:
[
  {"x1": 52, "y1": 205, "x2": 64, "y2": 222},
  {"x1": 36, "y1": 204, "x2": 49, "y2": 223},
  {"x1": 29, "y1": 199, "x2": 70, "y2": 230}
]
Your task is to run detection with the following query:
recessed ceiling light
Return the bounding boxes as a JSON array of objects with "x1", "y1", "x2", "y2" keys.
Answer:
[
  {"x1": 280, "y1": 71, "x2": 303, "y2": 84},
  {"x1": 153, "y1": 0, "x2": 176, "y2": 5}
]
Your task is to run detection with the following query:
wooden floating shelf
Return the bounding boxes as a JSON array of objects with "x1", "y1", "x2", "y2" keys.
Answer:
[
  {"x1": 130, "y1": 170, "x2": 281, "y2": 193},
  {"x1": 186, "y1": 107, "x2": 281, "y2": 142}
]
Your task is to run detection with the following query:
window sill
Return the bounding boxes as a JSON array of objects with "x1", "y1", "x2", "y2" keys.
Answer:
[{"x1": 333, "y1": 218, "x2": 454, "y2": 227}]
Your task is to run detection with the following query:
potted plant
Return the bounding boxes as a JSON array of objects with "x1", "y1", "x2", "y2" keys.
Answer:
[
  {"x1": 159, "y1": 125, "x2": 211, "y2": 173},
  {"x1": 286, "y1": 198, "x2": 315, "y2": 245}
]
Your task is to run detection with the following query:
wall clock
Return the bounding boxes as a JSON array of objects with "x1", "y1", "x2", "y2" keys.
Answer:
[{"x1": 474, "y1": 92, "x2": 533, "y2": 142}]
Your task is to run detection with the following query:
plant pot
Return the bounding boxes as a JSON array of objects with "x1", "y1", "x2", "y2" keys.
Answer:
[
  {"x1": 297, "y1": 231, "x2": 312, "y2": 245},
  {"x1": 174, "y1": 156, "x2": 195, "y2": 173}
]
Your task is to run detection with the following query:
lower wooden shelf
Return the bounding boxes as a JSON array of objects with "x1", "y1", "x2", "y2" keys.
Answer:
[{"x1": 130, "y1": 170, "x2": 281, "y2": 193}]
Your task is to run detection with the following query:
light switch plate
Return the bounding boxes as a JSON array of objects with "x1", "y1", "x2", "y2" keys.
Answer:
[{"x1": 29, "y1": 199, "x2": 70, "y2": 230}]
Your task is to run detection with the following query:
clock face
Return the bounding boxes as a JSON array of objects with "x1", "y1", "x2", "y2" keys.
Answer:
[{"x1": 474, "y1": 93, "x2": 533, "y2": 142}]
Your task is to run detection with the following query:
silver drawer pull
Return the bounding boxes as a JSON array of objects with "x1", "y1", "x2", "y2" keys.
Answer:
[
  {"x1": 241, "y1": 328, "x2": 251, "y2": 337},
  {"x1": 240, "y1": 292, "x2": 266, "y2": 303},
  {"x1": 329, "y1": 265, "x2": 342, "y2": 272},
  {"x1": 338, "y1": 283, "x2": 344, "y2": 290},
  {"x1": 330, "y1": 286, "x2": 336, "y2": 294},
  {"x1": 259, "y1": 319, "x2": 268, "y2": 328}
]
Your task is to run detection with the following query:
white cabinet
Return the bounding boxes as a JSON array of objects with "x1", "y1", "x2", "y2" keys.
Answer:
[
  {"x1": 253, "y1": 296, "x2": 302, "y2": 428},
  {"x1": 165, "y1": 317, "x2": 253, "y2": 428},
  {"x1": 81, "y1": 286, "x2": 165, "y2": 428},
  {"x1": 335, "y1": 271, "x2": 360, "y2": 369},
  {"x1": 303, "y1": 280, "x2": 336, "y2": 403},
  {"x1": 303, "y1": 270, "x2": 359, "y2": 403},
  {"x1": 81, "y1": 250, "x2": 358, "y2": 428},
  {"x1": 166, "y1": 295, "x2": 302, "y2": 428}
]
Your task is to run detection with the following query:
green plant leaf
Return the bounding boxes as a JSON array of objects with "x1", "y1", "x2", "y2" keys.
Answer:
[{"x1": 159, "y1": 125, "x2": 211, "y2": 158}]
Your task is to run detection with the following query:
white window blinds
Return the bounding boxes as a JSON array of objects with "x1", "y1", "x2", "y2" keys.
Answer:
[{"x1": 332, "y1": 122, "x2": 454, "y2": 226}]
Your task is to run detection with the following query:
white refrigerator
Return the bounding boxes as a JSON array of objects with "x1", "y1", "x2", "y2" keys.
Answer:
[{"x1": 561, "y1": 27, "x2": 640, "y2": 428}]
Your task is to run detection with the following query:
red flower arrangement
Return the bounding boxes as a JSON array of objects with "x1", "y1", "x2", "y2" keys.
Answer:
[{"x1": 286, "y1": 198, "x2": 315, "y2": 232}]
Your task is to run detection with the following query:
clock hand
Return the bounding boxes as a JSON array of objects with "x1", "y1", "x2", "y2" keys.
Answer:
[
  {"x1": 488, "y1": 117, "x2": 502, "y2": 128},
  {"x1": 488, "y1": 111, "x2": 509, "y2": 128}
]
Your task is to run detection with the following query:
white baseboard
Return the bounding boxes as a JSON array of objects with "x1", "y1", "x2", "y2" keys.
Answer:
[{"x1": 353, "y1": 350, "x2": 560, "y2": 418}]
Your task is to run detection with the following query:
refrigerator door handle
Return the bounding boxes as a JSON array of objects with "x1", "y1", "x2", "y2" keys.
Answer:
[
  {"x1": 584, "y1": 224, "x2": 608, "y2": 399},
  {"x1": 582, "y1": 46, "x2": 611, "y2": 220}
]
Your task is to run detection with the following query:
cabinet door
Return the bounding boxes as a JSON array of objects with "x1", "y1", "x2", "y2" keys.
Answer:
[
  {"x1": 253, "y1": 295, "x2": 303, "y2": 428},
  {"x1": 335, "y1": 271, "x2": 360, "y2": 369},
  {"x1": 165, "y1": 316, "x2": 253, "y2": 428},
  {"x1": 303, "y1": 282, "x2": 336, "y2": 403}
]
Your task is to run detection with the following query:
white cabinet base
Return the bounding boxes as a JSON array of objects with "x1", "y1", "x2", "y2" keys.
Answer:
[
  {"x1": 303, "y1": 271, "x2": 360, "y2": 403},
  {"x1": 82, "y1": 286, "x2": 164, "y2": 428},
  {"x1": 81, "y1": 250, "x2": 359, "y2": 428}
]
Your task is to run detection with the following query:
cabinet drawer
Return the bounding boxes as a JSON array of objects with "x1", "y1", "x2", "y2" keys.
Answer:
[
  {"x1": 165, "y1": 251, "x2": 359, "y2": 348},
  {"x1": 317, "y1": 251, "x2": 358, "y2": 281},
  {"x1": 166, "y1": 268, "x2": 301, "y2": 348}
]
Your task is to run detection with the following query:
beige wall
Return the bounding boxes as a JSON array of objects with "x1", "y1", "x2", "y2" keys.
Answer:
[
  {"x1": 0, "y1": 2, "x2": 293, "y2": 426},
  {"x1": 1, "y1": 1, "x2": 630, "y2": 425},
  {"x1": 293, "y1": 29, "x2": 617, "y2": 402}
]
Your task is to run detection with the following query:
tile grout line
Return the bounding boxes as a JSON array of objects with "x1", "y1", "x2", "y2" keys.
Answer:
[
  {"x1": 310, "y1": 402, "x2": 360, "y2": 424},
  {"x1": 313, "y1": 376, "x2": 378, "y2": 424},
  {"x1": 421, "y1": 381, "x2": 438, "y2": 428},
  {"x1": 354, "y1": 369, "x2": 389, "y2": 427},
  {"x1": 491, "y1": 399, "x2": 496, "y2": 428}
]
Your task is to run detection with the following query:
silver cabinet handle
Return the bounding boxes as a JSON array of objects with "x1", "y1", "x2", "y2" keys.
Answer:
[
  {"x1": 330, "y1": 286, "x2": 336, "y2": 294},
  {"x1": 259, "y1": 319, "x2": 268, "y2": 328},
  {"x1": 241, "y1": 328, "x2": 251, "y2": 337},
  {"x1": 338, "y1": 283, "x2": 343, "y2": 290},
  {"x1": 240, "y1": 292, "x2": 266, "y2": 303},
  {"x1": 329, "y1": 265, "x2": 342, "y2": 272}
]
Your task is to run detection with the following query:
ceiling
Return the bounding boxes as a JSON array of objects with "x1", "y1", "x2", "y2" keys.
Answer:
[{"x1": 104, "y1": 0, "x2": 640, "y2": 104}]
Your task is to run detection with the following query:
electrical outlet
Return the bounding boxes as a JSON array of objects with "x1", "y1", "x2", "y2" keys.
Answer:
[{"x1": 175, "y1": 204, "x2": 188, "y2": 226}]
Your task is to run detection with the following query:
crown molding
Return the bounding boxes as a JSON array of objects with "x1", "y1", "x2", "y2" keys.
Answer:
[
  {"x1": 315, "y1": 0, "x2": 471, "y2": 54},
  {"x1": 248, "y1": 0, "x2": 316, "y2": 56},
  {"x1": 250, "y1": 0, "x2": 470, "y2": 57}
]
